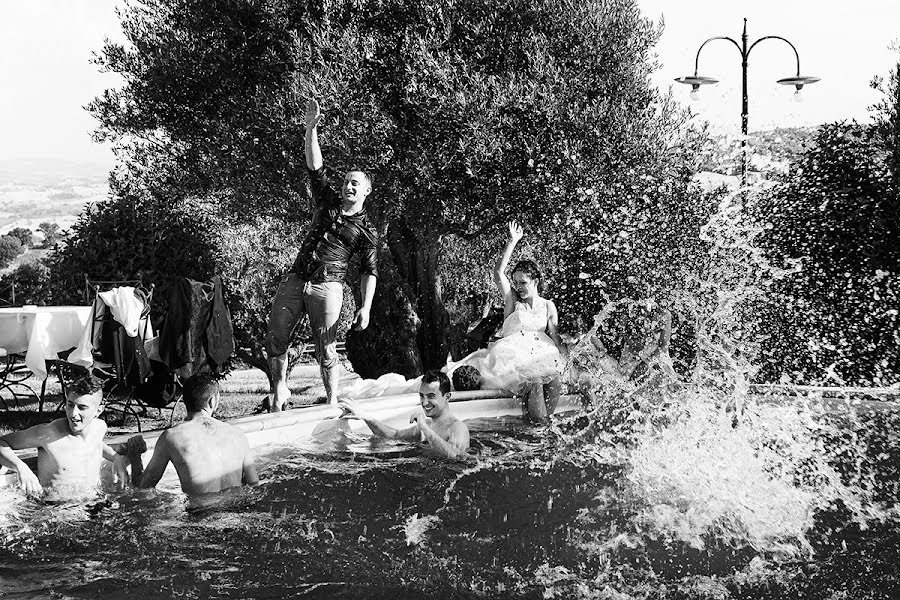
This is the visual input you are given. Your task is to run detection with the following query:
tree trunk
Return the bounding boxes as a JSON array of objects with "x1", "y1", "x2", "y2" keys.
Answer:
[
  {"x1": 345, "y1": 240, "x2": 422, "y2": 380},
  {"x1": 412, "y1": 229, "x2": 450, "y2": 371},
  {"x1": 344, "y1": 216, "x2": 450, "y2": 378}
]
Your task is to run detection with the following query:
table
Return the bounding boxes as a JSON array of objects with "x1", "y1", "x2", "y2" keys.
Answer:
[{"x1": 0, "y1": 306, "x2": 93, "y2": 381}]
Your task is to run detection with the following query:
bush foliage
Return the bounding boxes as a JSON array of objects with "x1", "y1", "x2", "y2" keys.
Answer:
[
  {"x1": 752, "y1": 120, "x2": 900, "y2": 386},
  {"x1": 0, "y1": 258, "x2": 53, "y2": 306},
  {"x1": 0, "y1": 236, "x2": 24, "y2": 270}
]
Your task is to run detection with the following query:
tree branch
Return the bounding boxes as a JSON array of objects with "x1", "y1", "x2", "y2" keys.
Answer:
[{"x1": 444, "y1": 214, "x2": 506, "y2": 240}]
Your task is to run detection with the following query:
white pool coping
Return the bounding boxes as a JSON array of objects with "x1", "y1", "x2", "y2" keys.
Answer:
[{"x1": 0, "y1": 390, "x2": 584, "y2": 490}]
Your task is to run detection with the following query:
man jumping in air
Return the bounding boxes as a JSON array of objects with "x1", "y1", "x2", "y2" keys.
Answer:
[{"x1": 266, "y1": 98, "x2": 379, "y2": 411}]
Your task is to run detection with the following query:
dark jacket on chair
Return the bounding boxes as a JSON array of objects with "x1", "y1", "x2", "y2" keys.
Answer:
[{"x1": 159, "y1": 276, "x2": 235, "y2": 378}]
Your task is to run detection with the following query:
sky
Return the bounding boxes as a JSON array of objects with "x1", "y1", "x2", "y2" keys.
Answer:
[
  {"x1": 637, "y1": 0, "x2": 900, "y2": 135},
  {"x1": 0, "y1": 0, "x2": 898, "y2": 170},
  {"x1": 0, "y1": 0, "x2": 124, "y2": 168}
]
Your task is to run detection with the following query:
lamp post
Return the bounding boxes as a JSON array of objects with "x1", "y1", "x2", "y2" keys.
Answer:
[{"x1": 675, "y1": 18, "x2": 820, "y2": 188}]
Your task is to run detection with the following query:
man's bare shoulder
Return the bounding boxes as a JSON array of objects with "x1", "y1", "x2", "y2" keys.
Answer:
[
  {"x1": 45, "y1": 419, "x2": 72, "y2": 436},
  {"x1": 164, "y1": 418, "x2": 247, "y2": 443},
  {"x1": 87, "y1": 418, "x2": 108, "y2": 439},
  {"x1": 209, "y1": 419, "x2": 250, "y2": 443},
  {"x1": 2, "y1": 419, "x2": 67, "y2": 449},
  {"x1": 444, "y1": 411, "x2": 467, "y2": 428},
  {"x1": 450, "y1": 417, "x2": 469, "y2": 437},
  {"x1": 434, "y1": 413, "x2": 469, "y2": 440}
]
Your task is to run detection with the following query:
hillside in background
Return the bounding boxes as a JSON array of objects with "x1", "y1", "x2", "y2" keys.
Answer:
[
  {"x1": 0, "y1": 157, "x2": 111, "y2": 234},
  {"x1": 698, "y1": 126, "x2": 818, "y2": 180}
]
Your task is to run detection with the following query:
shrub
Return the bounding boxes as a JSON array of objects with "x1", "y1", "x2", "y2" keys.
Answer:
[
  {"x1": 0, "y1": 235, "x2": 24, "y2": 269},
  {"x1": 0, "y1": 258, "x2": 53, "y2": 305}
]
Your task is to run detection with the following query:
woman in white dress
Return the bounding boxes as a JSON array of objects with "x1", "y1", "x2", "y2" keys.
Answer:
[{"x1": 451, "y1": 222, "x2": 564, "y2": 422}]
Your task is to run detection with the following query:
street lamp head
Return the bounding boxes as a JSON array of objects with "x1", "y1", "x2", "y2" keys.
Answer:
[
  {"x1": 675, "y1": 75, "x2": 719, "y2": 87},
  {"x1": 675, "y1": 75, "x2": 719, "y2": 101},
  {"x1": 776, "y1": 75, "x2": 821, "y2": 92}
]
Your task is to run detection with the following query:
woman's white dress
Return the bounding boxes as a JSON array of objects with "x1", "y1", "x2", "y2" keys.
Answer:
[{"x1": 450, "y1": 296, "x2": 563, "y2": 393}]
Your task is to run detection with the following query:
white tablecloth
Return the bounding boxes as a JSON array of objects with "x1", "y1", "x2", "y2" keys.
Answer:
[{"x1": 0, "y1": 306, "x2": 93, "y2": 381}]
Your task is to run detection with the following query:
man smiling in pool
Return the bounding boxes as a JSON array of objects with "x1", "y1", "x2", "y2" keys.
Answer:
[{"x1": 338, "y1": 370, "x2": 470, "y2": 459}]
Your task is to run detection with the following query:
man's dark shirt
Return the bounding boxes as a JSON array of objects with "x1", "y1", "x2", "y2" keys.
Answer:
[{"x1": 290, "y1": 167, "x2": 379, "y2": 283}]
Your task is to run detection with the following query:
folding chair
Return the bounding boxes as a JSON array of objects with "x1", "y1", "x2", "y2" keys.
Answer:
[
  {"x1": 0, "y1": 280, "x2": 15, "y2": 307},
  {"x1": 0, "y1": 281, "x2": 41, "y2": 410},
  {"x1": 0, "y1": 349, "x2": 40, "y2": 410}
]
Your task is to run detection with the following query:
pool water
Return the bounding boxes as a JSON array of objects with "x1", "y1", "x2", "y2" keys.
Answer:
[{"x1": 1, "y1": 395, "x2": 899, "y2": 600}]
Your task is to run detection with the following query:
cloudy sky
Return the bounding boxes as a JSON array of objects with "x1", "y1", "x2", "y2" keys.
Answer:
[{"x1": 1, "y1": 0, "x2": 898, "y2": 170}]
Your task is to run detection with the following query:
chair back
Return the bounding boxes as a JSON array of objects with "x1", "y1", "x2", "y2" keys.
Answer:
[
  {"x1": 85, "y1": 276, "x2": 155, "y2": 392},
  {"x1": 85, "y1": 275, "x2": 154, "y2": 342},
  {"x1": 0, "y1": 280, "x2": 15, "y2": 307}
]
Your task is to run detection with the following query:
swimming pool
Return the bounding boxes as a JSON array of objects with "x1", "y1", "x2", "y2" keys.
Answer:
[{"x1": 1, "y1": 386, "x2": 898, "y2": 599}]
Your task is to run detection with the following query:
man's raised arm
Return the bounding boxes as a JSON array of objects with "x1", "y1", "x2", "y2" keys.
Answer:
[{"x1": 305, "y1": 98, "x2": 324, "y2": 171}]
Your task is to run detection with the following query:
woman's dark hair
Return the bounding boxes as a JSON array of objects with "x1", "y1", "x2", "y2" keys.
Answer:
[
  {"x1": 451, "y1": 366, "x2": 482, "y2": 392},
  {"x1": 511, "y1": 259, "x2": 544, "y2": 294}
]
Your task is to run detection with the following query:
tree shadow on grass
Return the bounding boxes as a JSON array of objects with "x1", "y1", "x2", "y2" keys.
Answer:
[{"x1": 0, "y1": 395, "x2": 64, "y2": 434}]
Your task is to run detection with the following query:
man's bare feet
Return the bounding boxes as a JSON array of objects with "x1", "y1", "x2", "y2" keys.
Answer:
[{"x1": 270, "y1": 382, "x2": 291, "y2": 412}]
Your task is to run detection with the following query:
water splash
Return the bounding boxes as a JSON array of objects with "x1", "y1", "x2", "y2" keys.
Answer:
[
  {"x1": 403, "y1": 513, "x2": 441, "y2": 546},
  {"x1": 562, "y1": 191, "x2": 894, "y2": 572}
]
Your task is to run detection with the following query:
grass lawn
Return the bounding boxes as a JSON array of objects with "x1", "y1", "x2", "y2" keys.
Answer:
[{"x1": 0, "y1": 359, "x2": 360, "y2": 437}]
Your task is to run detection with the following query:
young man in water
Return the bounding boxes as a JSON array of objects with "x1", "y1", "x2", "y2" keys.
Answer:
[
  {"x1": 338, "y1": 370, "x2": 470, "y2": 459},
  {"x1": 266, "y1": 98, "x2": 378, "y2": 411},
  {"x1": 0, "y1": 375, "x2": 129, "y2": 497},
  {"x1": 134, "y1": 373, "x2": 258, "y2": 496}
]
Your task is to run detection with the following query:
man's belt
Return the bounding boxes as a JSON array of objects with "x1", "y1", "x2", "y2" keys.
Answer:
[{"x1": 307, "y1": 261, "x2": 346, "y2": 283}]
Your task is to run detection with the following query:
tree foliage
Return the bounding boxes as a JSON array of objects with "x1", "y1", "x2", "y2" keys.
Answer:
[
  {"x1": 872, "y1": 57, "x2": 900, "y2": 186},
  {"x1": 6, "y1": 227, "x2": 33, "y2": 248},
  {"x1": 0, "y1": 235, "x2": 24, "y2": 269},
  {"x1": 37, "y1": 222, "x2": 62, "y2": 247},
  {"x1": 752, "y1": 121, "x2": 900, "y2": 385}
]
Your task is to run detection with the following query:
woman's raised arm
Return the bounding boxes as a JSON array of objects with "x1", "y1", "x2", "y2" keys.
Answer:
[{"x1": 493, "y1": 221, "x2": 524, "y2": 299}]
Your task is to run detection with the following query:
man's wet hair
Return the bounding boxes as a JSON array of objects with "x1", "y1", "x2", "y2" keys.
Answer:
[
  {"x1": 451, "y1": 366, "x2": 482, "y2": 392},
  {"x1": 183, "y1": 373, "x2": 220, "y2": 414},
  {"x1": 421, "y1": 369, "x2": 451, "y2": 396},
  {"x1": 347, "y1": 169, "x2": 373, "y2": 188},
  {"x1": 67, "y1": 374, "x2": 104, "y2": 399}
]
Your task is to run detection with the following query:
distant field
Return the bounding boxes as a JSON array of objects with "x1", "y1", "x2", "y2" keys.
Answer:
[{"x1": 0, "y1": 157, "x2": 110, "y2": 234}]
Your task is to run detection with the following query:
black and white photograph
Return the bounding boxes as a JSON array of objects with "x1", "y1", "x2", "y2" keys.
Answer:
[{"x1": 1, "y1": 1, "x2": 899, "y2": 598}]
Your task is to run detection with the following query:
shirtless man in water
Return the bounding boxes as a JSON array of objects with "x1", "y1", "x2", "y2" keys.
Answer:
[
  {"x1": 134, "y1": 373, "x2": 258, "y2": 496},
  {"x1": 0, "y1": 375, "x2": 129, "y2": 497},
  {"x1": 338, "y1": 370, "x2": 470, "y2": 459}
]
